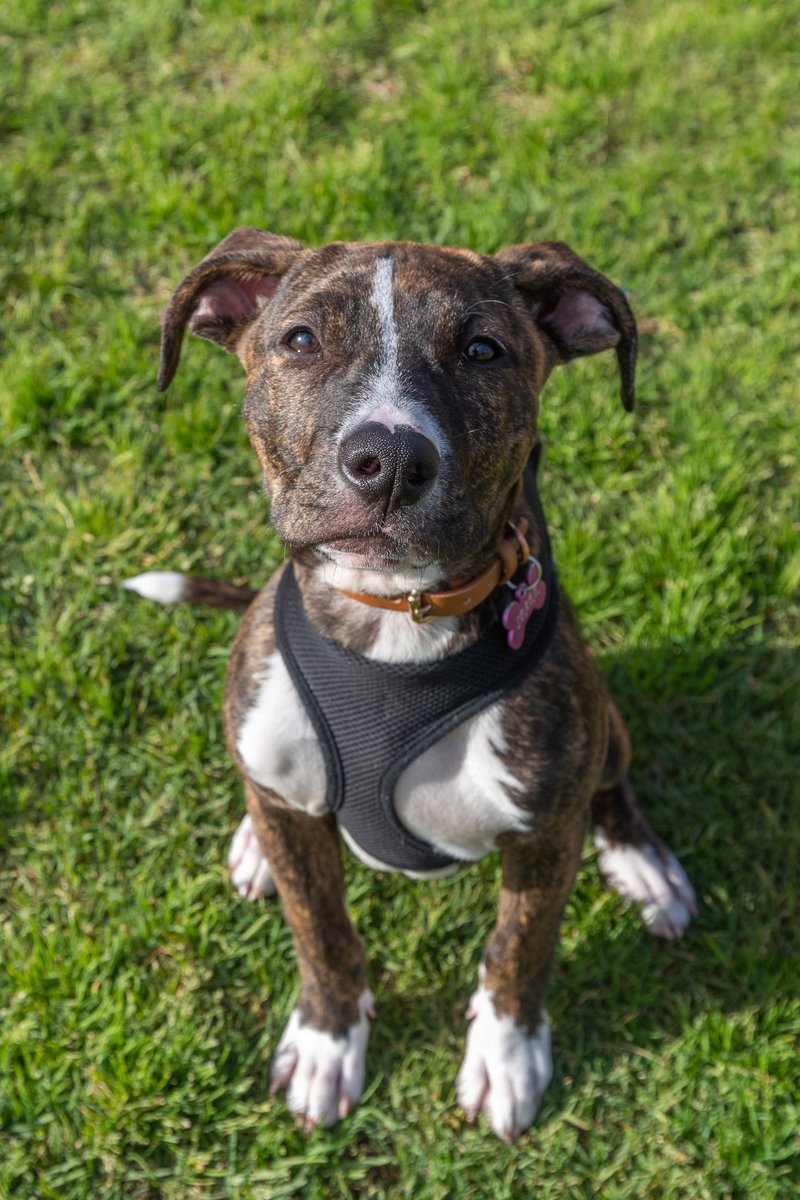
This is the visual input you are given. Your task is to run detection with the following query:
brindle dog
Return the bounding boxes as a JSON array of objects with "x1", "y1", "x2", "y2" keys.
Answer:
[{"x1": 128, "y1": 229, "x2": 696, "y2": 1141}]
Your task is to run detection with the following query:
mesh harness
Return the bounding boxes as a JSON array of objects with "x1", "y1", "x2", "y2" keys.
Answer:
[{"x1": 274, "y1": 471, "x2": 559, "y2": 873}]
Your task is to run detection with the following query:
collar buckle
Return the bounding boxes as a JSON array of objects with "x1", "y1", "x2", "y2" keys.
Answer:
[{"x1": 408, "y1": 589, "x2": 433, "y2": 624}]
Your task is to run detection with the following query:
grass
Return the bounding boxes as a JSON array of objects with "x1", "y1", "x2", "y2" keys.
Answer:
[{"x1": 1, "y1": 0, "x2": 799, "y2": 1196}]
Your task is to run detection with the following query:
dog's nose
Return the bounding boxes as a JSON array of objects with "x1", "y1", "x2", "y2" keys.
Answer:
[{"x1": 338, "y1": 422, "x2": 440, "y2": 508}]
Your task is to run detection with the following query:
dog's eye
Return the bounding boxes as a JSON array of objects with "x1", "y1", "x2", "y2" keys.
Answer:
[
  {"x1": 465, "y1": 338, "x2": 503, "y2": 363},
  {"x1": 286, "y1": 328, "x2": 320, "y2": 353}
]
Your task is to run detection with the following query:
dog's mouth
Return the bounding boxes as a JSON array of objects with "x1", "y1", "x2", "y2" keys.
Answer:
[
  {"x1": 318, "y1": 532, "x2": 416, "y2": 571},
  {"x1": 312, "y1": 525, "x2": 431, "y2": 572}
]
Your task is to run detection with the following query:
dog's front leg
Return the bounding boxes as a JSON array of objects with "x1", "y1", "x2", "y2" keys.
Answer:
[
  {"x1": 244, "y1": 781, "x2": 373, "y2": 1130},
  {"x1": 457, "y1": 817, "x2": 586, "y2": 1142}
]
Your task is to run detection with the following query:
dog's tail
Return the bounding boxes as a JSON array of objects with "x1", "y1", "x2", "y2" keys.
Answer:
[{"x1": 123, "y1": 572, "x2": 257, "y2": 613}]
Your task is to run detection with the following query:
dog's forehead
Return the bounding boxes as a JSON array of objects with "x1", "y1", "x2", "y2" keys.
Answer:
[{"x1": 284, "y1": 241, "x2": 508, "y2": 314}]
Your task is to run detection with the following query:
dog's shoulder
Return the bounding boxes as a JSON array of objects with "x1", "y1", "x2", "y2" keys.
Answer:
[
  {"x1": 223, "y1": 564, "x2": 284, "y2": 763},
  {"x1": 499, "y1": 592, "x2": 610, "y2": 820}
]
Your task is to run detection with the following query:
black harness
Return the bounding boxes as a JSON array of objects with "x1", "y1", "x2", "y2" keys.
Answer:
[{"x1": 274, "y1": 479, "x2": 559, "y2": 873}]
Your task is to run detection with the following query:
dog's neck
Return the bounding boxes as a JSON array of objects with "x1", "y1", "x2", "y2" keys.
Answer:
[
  {"x1": 299, "y1": 565, "x2": 465, "y2": 663},
  {"x1": 291, "y1": 468, "x2": 550, "y2": 664}
]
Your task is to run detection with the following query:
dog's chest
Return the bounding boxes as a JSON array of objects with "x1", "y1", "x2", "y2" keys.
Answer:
[{"x1": 236, "y1": 614, "x2": 530, "y2": 877}]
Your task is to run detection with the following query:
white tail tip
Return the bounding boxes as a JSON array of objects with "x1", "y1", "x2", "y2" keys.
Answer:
[{"x1": 123, "y1": 571, "x2": 188, "y2": 604}]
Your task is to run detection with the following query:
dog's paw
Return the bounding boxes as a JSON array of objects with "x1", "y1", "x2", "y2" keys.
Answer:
[
  {"x1": 456, "y1": 987, "x2": 552, "y2": 1143},
  {"x1": 228, "y1": 814, "x2": 276, "y2": 900},
  {"x1": 594, "y1": 832, "x2": 697, "y2": 939},
  {"x1": 270, "y1": 991, "x2": 375, "y2": 1129}
]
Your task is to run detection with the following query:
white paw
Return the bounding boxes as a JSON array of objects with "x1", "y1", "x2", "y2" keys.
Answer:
[
  {"x1": 456, "y1": 985, "x2": 552, "y2": 1142},
  {"x1": 270, "y1": 990, "x2": 375, "y2": 1129},
  {"x1": 228, "y1": 814, "x2": 276, "y2": 899},
  {"x1": 594, "y1": 832, "x2": 697, "y2": 939}
]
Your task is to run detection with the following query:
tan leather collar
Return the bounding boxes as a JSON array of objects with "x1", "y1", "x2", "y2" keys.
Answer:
[{"x1": 335, "y1": 520, "x2": 530, "y2": 623}]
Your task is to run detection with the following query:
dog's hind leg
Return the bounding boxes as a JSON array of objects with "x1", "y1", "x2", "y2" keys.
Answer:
[
  {"x1": 591, "y1": 702, "x2": 696, "y2": 939},
  {"x1": 228, "y1": 813, "x2": 276, "y2": 899}
]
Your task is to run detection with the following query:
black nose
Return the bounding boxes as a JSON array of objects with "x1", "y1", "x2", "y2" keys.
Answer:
[{"x1": 338, "y1": 421, "x2": 440, "y2": 509}]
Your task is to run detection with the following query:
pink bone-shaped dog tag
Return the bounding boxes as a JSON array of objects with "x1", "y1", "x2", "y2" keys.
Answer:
[{"x1": 502, "y1": 560, "x2": 547, "y2": 650}]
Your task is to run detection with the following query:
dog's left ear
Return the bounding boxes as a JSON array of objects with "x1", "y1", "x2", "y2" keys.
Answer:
[{"x1": 494, "y1": 242, "x2": 637, "y2": 410}]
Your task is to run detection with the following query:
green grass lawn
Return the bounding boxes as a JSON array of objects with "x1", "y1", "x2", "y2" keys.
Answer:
[{"x1": 2, "y1": 0, "x2": 798, "y2": 1196}]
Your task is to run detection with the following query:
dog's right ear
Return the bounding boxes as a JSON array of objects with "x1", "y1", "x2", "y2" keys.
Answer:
[{"x1": 157, "y1": 227, "x2": 304, "y2": 391}]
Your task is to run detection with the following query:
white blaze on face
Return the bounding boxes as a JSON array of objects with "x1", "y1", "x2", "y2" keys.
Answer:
[
  {"x1": 339, "y1": 256, "x2": 444, "y2": 453},
  {"x1": 364, "y1": 255, "x2": 406, "y2": 426},
  {"x1": 370, "y1": 256, "x2": 399, "y2": 380}
]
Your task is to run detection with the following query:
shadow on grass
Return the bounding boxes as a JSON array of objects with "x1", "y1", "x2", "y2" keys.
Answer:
[
  {"x1": 190, "y1": 633, "x2": 796, "y2": 1161},
  {"x1": 543, "y1": 633, "x2": 797, "y2": 1100},
  {"x1": 350, "y1": 633, "x2": 797, "y2": 1102}
]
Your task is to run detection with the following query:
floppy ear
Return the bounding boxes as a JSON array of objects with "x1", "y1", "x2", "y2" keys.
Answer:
[
  {"x1": 494, "y1": 241, "x2": 637, "y2": 410},
  {"x1": 157, "y1": 227, "x2": 304, "y2": 391}
]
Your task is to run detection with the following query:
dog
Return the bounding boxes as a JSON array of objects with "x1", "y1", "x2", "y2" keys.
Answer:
[{"x1": 125, "y1": 229, "x2": 696, "y2": 1142}]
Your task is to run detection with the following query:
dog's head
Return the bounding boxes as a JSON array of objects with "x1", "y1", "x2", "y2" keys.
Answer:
[{"x1": 158, "y1": 230, "x2": 635, "y2": 579}]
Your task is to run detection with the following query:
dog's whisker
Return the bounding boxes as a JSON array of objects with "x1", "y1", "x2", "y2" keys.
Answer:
[{"x1": 464, "y1": 298, "x2": 515, "y2": 318}]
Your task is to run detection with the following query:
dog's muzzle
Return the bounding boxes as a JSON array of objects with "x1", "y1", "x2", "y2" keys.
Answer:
[{"x1": 338, "y1": 421, "x2": 440, "y2": 512}]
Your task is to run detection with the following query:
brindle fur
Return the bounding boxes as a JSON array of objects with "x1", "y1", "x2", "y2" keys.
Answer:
[
  {"x1": 156, "y1": 229, "x2": 680, "y2": 1123},
  {"x1": 245, "y1": 780, "x2": 367, "y2": 1036}
]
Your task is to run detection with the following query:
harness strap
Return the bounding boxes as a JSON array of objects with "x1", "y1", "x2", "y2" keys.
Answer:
[{"x1": 274, "y1": 552, "x2": 559, "y2": 873}]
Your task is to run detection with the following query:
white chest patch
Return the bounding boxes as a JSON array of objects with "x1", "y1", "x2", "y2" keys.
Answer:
[
  {"x1": 236, "y1": 651, "x2": 328, "y2": 816},
  {"x1": 363, "y1": 603, "x2": 459, "y2": 663},
  {"x1": 393, "y1": 703, "x2": 529, "y2": 864},
  {"x1": 337, "y1": 256, "x2": 445, "y2": 454},
  {"x1": 235, "y1": 622, "x2": 529, "y2": 872}
]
